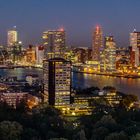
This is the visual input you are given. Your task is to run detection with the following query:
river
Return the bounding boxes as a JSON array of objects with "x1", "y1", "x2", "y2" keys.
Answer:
[{"x1": 0, "y1": 68, "x2": 140, "y2": 98}]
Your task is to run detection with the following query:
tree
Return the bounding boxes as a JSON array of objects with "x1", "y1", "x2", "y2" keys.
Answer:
[
  {"x1": 121, "y1": 94, "x2": 138, "y2": 109},
  {"x1": 49, "y1": 138, "x2": 68, "y2": 140},
  {"x1": 103, "y1": 86, "x2": 116, "y2": 92},
  {"x1": 31, "y1": 104, "x2": 65, "y2": 139},
  {"x1": 73, "y1": 129, "x2": 87, "y2": 140},
  {"x1": 94, "y1": 115, "x2": 118, "y2": 133},
  {"x1": 91, "y1": 127, "x2": 109, "y2": 140},
  {"x1": 0, "y1": 101, "x2": 15, "y2": 121},
  {"x1": 76, "y1": 87, "x2": 100, "y2": 95},
  {"x1": 0, "y1": 121, "x2": 23, "y2": 140},
  {"x1": 63, "y1": 121, "x2": 75, "y2": 140},
  {"x1": 90, "y1": 97, "x2": 107, "y2": 105},
  {"x1": 21, "y1": 128, "x2": 39, "y2": 140},
  {"x1": 105, "y1": 132, "x2": 129, "y2": 140},
  {"x1": 95, "y1": 115, "x2": 116, "y2": 127},
  {"x1": 16, "y1": 99, "x2": 29, "y2": 113},
  {"x1": 79, "y1": 129, "x2": 87, "y2": 140},
  {"x1": 78, "y1": 116, "x2": 92, "y2": 139},
  {"x1": 131, "y1": 133, "x2": 140, "y2": 140},
  {"x1": 89, "y1": 97, "x2": 110, "y2": 108},
  {"x1": 32, "y1": 104, "x2": 61, "y2": 116},
  {"x1": 124, "y1": 126, "x2": 140, "y2": 136}
]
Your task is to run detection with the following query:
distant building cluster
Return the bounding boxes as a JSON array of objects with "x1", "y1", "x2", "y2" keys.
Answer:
[{"x1": 0, "y1": 26, "x2": 139, "y2": 74}]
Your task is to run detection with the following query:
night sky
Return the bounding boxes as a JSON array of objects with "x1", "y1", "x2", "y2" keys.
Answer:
[{"x1": 0, "y1": 0, "x2": 140, "y2": 47}]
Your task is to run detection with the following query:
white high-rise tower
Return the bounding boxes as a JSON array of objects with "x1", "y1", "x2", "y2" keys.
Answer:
[{"x1": 7, "y1": 26, "x2": 18, "y2": 47}]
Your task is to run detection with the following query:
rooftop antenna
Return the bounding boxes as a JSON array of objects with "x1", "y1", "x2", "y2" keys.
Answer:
[
  {"x1": 133, "y1": 28, "x2": 136, "y2": 32},
  {"x1": 13, "y1": 26, "x2": 17, "y2": 30}
]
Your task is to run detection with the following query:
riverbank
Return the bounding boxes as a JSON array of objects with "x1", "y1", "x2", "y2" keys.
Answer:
[
  {"x1": 0, "y1": 65, "x2": 43, "y2": 69},
  {"x1": 72, "y1": 70, "x2": 140, "y2": 79}
]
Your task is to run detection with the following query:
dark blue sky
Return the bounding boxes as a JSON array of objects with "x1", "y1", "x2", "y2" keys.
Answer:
[{"x1": 0, "y1": 0, "x2": 140, "y2": 47}]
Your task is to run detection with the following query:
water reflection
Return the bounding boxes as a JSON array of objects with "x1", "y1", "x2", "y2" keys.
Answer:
[
  {"x1": 0, "y1": 68, "x2": 139, "y2": 98},
  {"x1": 72, "y1": 72, "x2": 140, "y2": 98}
]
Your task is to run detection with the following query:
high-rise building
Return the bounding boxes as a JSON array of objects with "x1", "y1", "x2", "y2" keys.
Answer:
[
  {"x1": 92, "y1": 25, "x2": 103, "y2": 61},
  {"x1": 0, "y1": 46, "x2": 8, "y2": 65},
  {"x1": 130, "y1": 30, "x2": 140, "y2": 67},
  {"x1": 100, "y1": 36, "x2": 116, "y2": 72},
  {"x1": 43, "y1": 58, "x2": 71, "y2": 106},
  {"x1": 42, "y1": 28, "x2": 66, "y2": 58},
  {"x1": 72, "y1": 47, "x2": 89, "y2": 63},
  {"x1": 7, "y1": 27, "x2": 18, "y2": 47},
  {"x1": 25, "y1": 45, "x2": 36, "y2": 65},
  {"x1": 129, "y1": 46, "x2": 135, "y2": 67},
  {"x1": 11, "y1": 41, "x2": 22, "y2": 63},
  {"x1": 36, "y1": 45, "x2": 44, "y2": 66}
]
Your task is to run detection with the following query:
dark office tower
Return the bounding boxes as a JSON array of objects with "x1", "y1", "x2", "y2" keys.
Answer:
[
  {"x1": 42, "y1": 28, "x2": 66, "y2": 59},
  {"x1": 92, "y1": 25, "x2": 103, "y2": 61},
  {"x1": 43, "y1": 58, "x2": 71, "y2": 106}
]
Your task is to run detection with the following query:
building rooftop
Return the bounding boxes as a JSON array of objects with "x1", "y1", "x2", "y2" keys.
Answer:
[{"x1": 44, "y1": 57, "x2": 71, "y2": 63}]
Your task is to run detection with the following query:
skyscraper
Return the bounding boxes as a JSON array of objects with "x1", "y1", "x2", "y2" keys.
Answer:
[
  {"x1": 92, "y1": 25, "x2": 103, "y2": 61},
  {"x1": 26, "y1": 45, "x2": 36, "y2": 64},
  {"x1": 130, "y1": 30, "x2": 140, "y2": 67},
  {"x1": 42, "y1": 28, "x2": 66, "y2": 58},
  {"x1": 7, "y1": 27, "x2": 18, "y2": 47},
  {"x1": 12, "y1": 41, "x2": 22, "y2": 63},
  {"x1": 100, "y1": 36, "x2": 116, "y2": 72},
  {"x1": 36, "y1": 45, "x2": 44, "y2": 66},
  {"x1": 43, "y1": 58, "x2": 71, "y2": 106}
]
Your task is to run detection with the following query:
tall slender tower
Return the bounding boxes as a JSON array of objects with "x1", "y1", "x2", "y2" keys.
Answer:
[
  {"x1": 92, "y1": 25, "x2": 103, "y2": 61},
  {"x1": 7, "y1": 26, "x2": 18, "y2": 47}
]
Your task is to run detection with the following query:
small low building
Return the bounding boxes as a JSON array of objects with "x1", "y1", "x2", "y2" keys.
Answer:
[
  {"x1": 26, "y1": 74, "x2": 39, "y2": 85},
  {"x1": 0, "y1": 92, "x2": 28, "y2": 108},
  {"x1": 74, "y1": 90, "x2": 123, "y2": 109}
]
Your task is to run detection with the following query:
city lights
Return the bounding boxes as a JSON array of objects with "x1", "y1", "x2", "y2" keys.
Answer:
[{"x1": 0, "y1": 1, "x2": 140, "y2": 139}]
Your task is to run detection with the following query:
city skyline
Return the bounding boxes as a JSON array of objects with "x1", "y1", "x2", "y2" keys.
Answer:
[
  {"x1": 0, "y1": 1, "x2": 140, "y2": 139},
  {"x1": 0, "y1": 0, "x2": 140, "y2": 47}
]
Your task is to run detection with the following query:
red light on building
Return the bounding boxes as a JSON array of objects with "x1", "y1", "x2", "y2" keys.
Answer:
[
  {"x1": 38, "y1": 45, "x2": 44, "y2": 50},
  {"x1": 59, "y1": 28, "x2": 64, "y2": 32}
]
